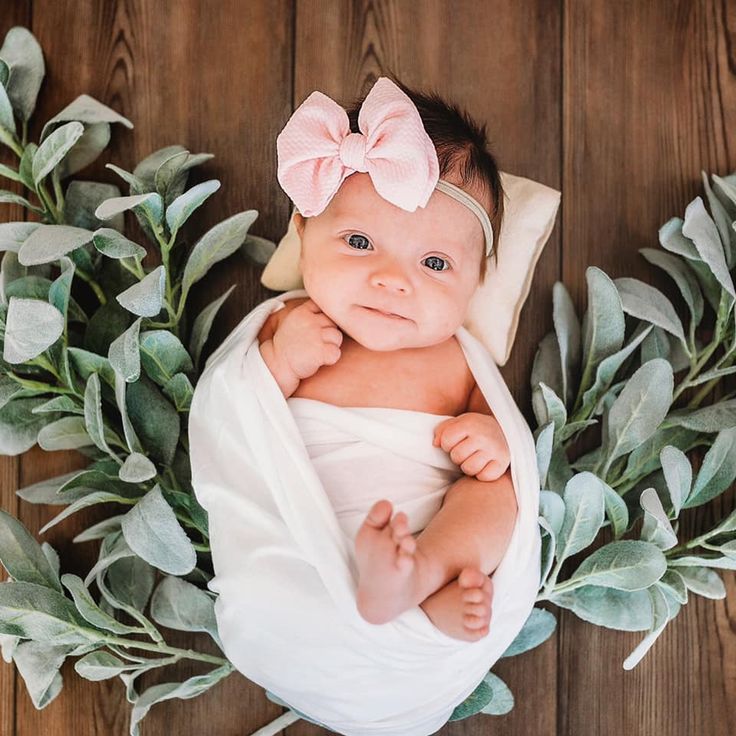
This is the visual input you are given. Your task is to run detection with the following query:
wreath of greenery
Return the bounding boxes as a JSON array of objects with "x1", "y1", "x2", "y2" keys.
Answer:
[{"x1": 0, "y1": 25, "x2": 734, "y2": 736}]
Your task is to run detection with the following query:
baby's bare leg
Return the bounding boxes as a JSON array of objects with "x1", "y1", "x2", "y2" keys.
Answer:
[
  {"x1": 353, "y1": 472, "x2": 518, "y2": 628},
  {"x1": 412, "y1": 472, "x2": 518, "y2": 605}
]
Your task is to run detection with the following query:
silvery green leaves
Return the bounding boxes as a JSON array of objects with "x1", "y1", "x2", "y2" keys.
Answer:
[
  {"x1": 180, "y1": 210, "x2": 258, "y2": 302},
  {"x1": 0, "y1": 26, "x2": 45, "y2": 125},
  {"x1": 119, "y1": 486, "x2": 196, "y2": 575},
  {"x1": 599, "y1": 358, "x2": 674, "y2": 477},
  {"x1": 116, "y1": 265, "x2": 165, "y2": 318},
  {"x1": 3, "y1": 297, "x2": 64, "y2": 363}
]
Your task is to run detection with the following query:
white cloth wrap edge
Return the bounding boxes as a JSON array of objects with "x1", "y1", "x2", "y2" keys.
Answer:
[{"x1": 188, "y1": 288, "x2": 542, "y2": 736}]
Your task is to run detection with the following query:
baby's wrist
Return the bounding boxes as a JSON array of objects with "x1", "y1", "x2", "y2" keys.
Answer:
[{"x1": 259, "y1": 338, "x2": 300, "y2": 398}]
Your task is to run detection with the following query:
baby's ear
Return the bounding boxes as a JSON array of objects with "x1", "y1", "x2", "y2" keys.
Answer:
[{"x1": 294, "y1": 211, "x2": 306, "y2": 239}]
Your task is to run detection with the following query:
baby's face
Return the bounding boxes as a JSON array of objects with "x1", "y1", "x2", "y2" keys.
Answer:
[{"x1": 295, "y1": 172, "x2": 486, "y2": 352}]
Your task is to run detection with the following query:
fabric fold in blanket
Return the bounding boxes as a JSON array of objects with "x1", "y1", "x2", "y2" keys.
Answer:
[{"x1": 188, "y1": 288, "x2": 542, "y2": 736}]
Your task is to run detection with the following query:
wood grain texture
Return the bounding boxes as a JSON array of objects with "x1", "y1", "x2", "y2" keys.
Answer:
[{"x1": 0, "y1": 0, "x2": 733, "y2": 734}]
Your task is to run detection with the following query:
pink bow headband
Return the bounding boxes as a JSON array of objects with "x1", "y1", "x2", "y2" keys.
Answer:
[{"x1": 276, "y1": 77, "x2": 495, "y2": 259}]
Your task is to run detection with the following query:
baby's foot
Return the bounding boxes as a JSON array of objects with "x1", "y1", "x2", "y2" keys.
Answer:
[
  {"x1": 420, "y1": 567, "x2": 493, "y2": 642},
  {"x1": 354, "y1": 499, "x2": 427, "y2": 625}
]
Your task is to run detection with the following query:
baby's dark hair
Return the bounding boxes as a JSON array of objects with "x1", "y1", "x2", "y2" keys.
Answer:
[{"x1": 344, "y1": 73, "x2": 504, "y2": 284}]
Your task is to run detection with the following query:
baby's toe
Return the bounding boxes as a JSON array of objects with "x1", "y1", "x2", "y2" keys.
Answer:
[
  {"x1": 462, "y1": 588, "x2": 485, "y2": 604},
  {"x1": 463, "y1": 613, "x2": 488, "y2": 630},
  {"x1": 457, "y1": 567, "x2": 488, "y2": 590},
  {"x1": 366, "y1": 500, "x2": 393, "y2": 529}
]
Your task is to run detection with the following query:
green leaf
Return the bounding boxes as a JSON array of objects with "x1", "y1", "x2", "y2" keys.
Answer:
[
  {"x1": 181, "y1": 211, "x2": 257, "y2": 298},
  {"x1": 15, "y1": 469, "x2": 92, "y2": 505},
  {"x1": 550, "y1": 585, "x2": 654, "y2": 631},
  {"x1": 120, "y1": 485, "x2": 196, "y2": 575},
  {"x1": 32, "y1": 121, "x2": 85, "y2": 185},
  {"x1": 12, "y1": 640, "x2": 76, "y2": 709},
  {"x1": 94, "y1": 192, "x2": 164, "y2": 228},
  {"x1": 128, "y1": 665, "x2": 233, "y2": 736},
  {"x1": 113, "y1": 369, "x2": 143, "y2": 454},
  {"x1": 556, "y1": 472, "x2": 606, "y2": 564},
  {"x1": 150, "y1": 575, "x2": 222, "y2": 648},
  {"x1": 48, "y1": 256, "x2": 75, "y2": 320},
  {"x1": 0, "y1": 580, "x2": 103, "y2": 645},
  {"x1": 448, "y1": 671, "x2": 514, "y2": 721},
  {"x1": 38, "y1": 492, "x2": 134, "y2": 535},
  {"x1": 107, "y1": 555, "x2": 155, "y2": 613},
  {"x1": 139, "y1": 330, "x2": 193, "y2": 385},
  {"x1": 614, "y1": 277, "x2": 687, "y2": 352},
  {"x1": 189, "y1": 284, "x2": 236, "y2": 366},
  {"x1": 162, "y1": 373, "x2": 193, "y2": 412},
  {"x1": 37, "y1": 415, "x2": 92, "y2": 451},
  {"x1": 0, "y1": 397, "x2": 50, "y2": 455},
  {"x1": 108, "y1": 316, "x2": 142, "y2": 382},
  {"x1": 659, "y1": 446, "x2": 691, "y2": 517},
  {"x1": 0, "y1": 509, "x2": 63, "y2": 591},
  {"x1": 622, "y1": 584, "x2": 671, "y2": 670},
  {"x1": 640, "y1": 247, "x2": 704, "y2": 331},
  {"x1": 662, "y1": 399, "x2": 736, "y2": 432},
  {"x1": 92, "y1": 228, "x2": 147, "y2": 260},
  {"x1": 682, "y1": 196, "x2": 736, "y2": 298},
  {"x1": 684, "y1": 427, "x2": 736, "y2": 508},
  {"x1": 677, "y1": 566, "x2": 726, "y2": 599},
  {"x1": 32, "y1": 395, "x2": 84, "y2": 416},
  {"x1": 73, "y1": 515, "x2": 124, "y2": 544},
  {"x1": 118, "y1": 453, "x2": 157, "y2": 483},
  {"x1": 17, "y1": 224, "x2": 94, "y2": 266},
  {"x1": 552, "y1": 281, "x2": 581, "y2": 407},
  {"x1": 83, "y1": 372, "x2": 113, "y2": 454},
  {"x1": 564, "y1": 540, "x2": 667, "y2": 591},
  {"x1": 116, "y1": 266, "x2": 165, "y2": 318},
  {"x1": 125, "y1": 374, "x2": 179, "y2": 465},
  {"x1": 3, "y1": 297, "x2": 64, "y2": 363},
  {"x1": 165, "y1": 179, "x2": 221, "y2": 234},
  {"x1": 60, "y1": 574, "x2": 144, "y2": 635},
  {"x1": 639, "y1": 488, "x2": 678, "y2": 550},
  {"x1": 500, "y1": 607, "x2": 557, "y2": 658},
  {"x1": 0, "y1": 222, "x2": 41, "y2": 253},
  {"x1": 0, "y1": 27, "x2": 45, "y2": 124},
  {"x1": 605, "y1": 359, "x2": 673, "y2": 465},
  {"x1": 74, "y1": 650, "x2": 139, "y2": 681},
  {"x1": 68, "y1": 347, "x2": 116, "y2": 388}
]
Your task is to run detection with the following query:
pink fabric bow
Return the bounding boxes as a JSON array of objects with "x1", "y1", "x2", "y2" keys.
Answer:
[{"x1": 276, "y1": 77, "x2": 440, "y2": 217}]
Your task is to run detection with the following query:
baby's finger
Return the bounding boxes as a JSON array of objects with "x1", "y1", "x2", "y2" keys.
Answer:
[
  {"x1": 322, "y1": 326, "x2": 343, "y2": 346},
  {"x1": 476, "y1": 460, "x2": 506, "y2": 482},
  {"x1": 323, "y1": 343, "x2": 342, "y2": 365},
  {"x1": 458, "y1": 449, "x2": 489, "y2": 477}
]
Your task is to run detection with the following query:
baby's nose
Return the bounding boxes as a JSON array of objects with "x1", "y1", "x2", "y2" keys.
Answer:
[
  {"x1": 370, "y1": 269, "x2": 410, "y2": 292},
  {"x1": 372, "y1": 271, "x2": 409, "y2": 291}
]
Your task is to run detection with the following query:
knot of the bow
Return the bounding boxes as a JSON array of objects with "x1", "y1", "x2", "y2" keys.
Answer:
[{"x1": 338, "y1": 132, "x2": 368, "y2": 172}]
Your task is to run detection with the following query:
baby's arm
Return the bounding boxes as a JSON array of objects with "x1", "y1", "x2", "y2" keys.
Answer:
[
  {"x1": 434, "y1": 381, "x2": 511, "y2": 481},
  {"x1": 259, "y1": 337, "x2": 301, "y2": 398},
  {"x1": 258, "y1": 298, "x2": 342, "y2": 399}
]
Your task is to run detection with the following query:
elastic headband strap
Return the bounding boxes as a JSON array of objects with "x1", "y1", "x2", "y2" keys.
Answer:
[{"x1": 436, "y1": 179, "x2": 495, "y2": 259}]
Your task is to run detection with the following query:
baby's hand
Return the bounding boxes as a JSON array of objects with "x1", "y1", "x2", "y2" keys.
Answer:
[
  {"x1": 272, "y1": 299, "x2": 344, "y2": 380},
  {"x1": 432, "y1": 412, "x2": 510, "y2": 481}
]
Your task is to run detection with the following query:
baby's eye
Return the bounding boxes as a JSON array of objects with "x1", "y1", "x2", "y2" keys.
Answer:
[
  {"x1": 345, "y1": 233, "x2": 372, "y2": 250},
  {"x1": 344, "y1": 233, "x2": 450, "y2": 272},
  {"x1": 423, "y1": 256, "x2": 450, "y2": 272}
]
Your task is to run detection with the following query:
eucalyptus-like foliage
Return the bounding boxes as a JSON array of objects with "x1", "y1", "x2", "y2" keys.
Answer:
[
  {"x1": 0, "y1": 25, "x2": 272, "y2": 734},
  {"x1": 527, "y1": 170, "x2": 736, "y2": 676}
]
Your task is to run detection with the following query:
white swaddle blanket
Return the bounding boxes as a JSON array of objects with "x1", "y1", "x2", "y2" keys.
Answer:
[{"x1": 188, "y1": 288, "x2": 541, "y2": 736}]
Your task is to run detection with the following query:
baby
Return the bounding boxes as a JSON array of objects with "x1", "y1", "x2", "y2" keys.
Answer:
[{"x1": 258, "y1": 77, "x2": 518, "y2": 642}]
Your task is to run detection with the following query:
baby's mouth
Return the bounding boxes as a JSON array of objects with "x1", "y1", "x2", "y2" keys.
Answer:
[{"x1": 362, "y1": 306, "x2": 407, "y2": 320}]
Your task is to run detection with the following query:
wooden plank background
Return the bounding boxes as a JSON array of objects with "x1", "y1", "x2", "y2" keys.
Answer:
[{"x1": 0, "y1": 0, "x2": 734, "y2": 734}]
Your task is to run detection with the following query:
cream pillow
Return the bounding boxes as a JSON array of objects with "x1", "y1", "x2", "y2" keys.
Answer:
[{"x1": 260, "y1": 171, "x2": 561, "y2": 366}]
